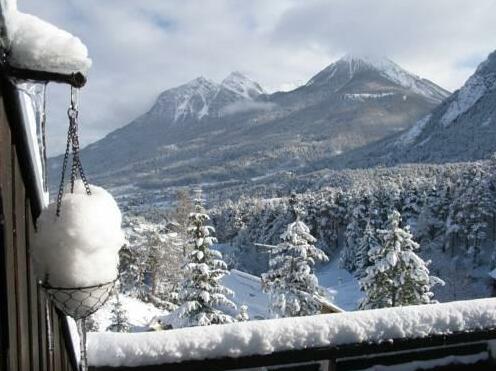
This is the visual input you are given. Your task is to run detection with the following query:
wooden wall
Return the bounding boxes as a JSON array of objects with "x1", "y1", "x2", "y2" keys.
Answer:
[{"x1": 0, "y1": 82, "x2": 76, "y2": 370}]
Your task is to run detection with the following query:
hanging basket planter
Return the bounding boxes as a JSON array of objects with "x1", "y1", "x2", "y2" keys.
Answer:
[
  {"x1": 33, "y1": 180, "x2": 125, "y2": 289},
  {"x1": 41, "y1": 280, "x2": 116, "y2": 320},
  {"x1": 32, "y1": 87, "x2": 124, "y2": 371}
]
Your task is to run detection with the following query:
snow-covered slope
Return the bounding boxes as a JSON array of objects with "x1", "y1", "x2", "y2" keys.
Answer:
[
  {"x1": 439, "y1": 57, "x2": 496, "y2": 127},
  {"x1": 393, "y1": 49, "x2": 496, "y2": 159},
  {"x1": 221, "y1": 269, "x2": 270, "y2": 320},
  {"x1": 317, "y1": 255, "x2": 362, "y2": 311},
  {"x1": 331, "y1": 50, "x2": 496, "y2": 168}
]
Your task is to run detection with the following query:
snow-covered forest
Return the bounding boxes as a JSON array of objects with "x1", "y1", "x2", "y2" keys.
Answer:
[
  {"x1": 89, "y1": 156, "x2": 496, "y2": 333},
  {"x1": 213, "y1": 158, "x2": 496, "y2": 303},
  {"x1": 222, "y1": 160, "x2": 496, "y2": 302}
]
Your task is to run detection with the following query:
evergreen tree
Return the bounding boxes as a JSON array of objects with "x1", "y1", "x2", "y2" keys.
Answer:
[
  {"x1": 174, "y1": 194, "x2": 236, "y2": 327},
  {"x1": 341, "y1": 191, "x2": 371, "y2": 272},
  {"x1": 106, "y1": 295, "x2": 130, "y2": 332},
  {"x1": 172, "y1": 188, "x2": 194, "y2": 256},
  {"x1": 262, "y1": 200, "x2": 329, "y2": 318},
  {"x1": 236, "y1": 305, "x2": 250, "y2": 322},
  {"x1": 359, "y1": 210, "x2": 444, "y2": 309},
  {"x1": 85, "y1": 315, "x2": 99, "y2": 332},
  {"x1": 355, "y1": 221, "x2": 380, "y2": 278}
]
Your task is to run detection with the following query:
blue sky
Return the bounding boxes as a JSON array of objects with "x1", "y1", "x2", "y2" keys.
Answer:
[{"x1": 18, "y1": 0, "x2": 496, "y2": 155}]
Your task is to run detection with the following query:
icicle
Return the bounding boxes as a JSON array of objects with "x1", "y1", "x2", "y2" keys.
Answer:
[
  {"x1": 77, "y1": 318, "x2": 88, "y2": 371},
  {"x1": 15, "y1": 81, "x2": 49, "y2": 191}
]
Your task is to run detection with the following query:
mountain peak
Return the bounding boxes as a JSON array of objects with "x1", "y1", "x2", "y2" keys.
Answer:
[
  {"x1": 185, "y1": 76, "x2": 217, "y2": 88},
  {"x1": 221, "y1": 71, "x2": 265, "y2": 99},
  {"x1": 340, "y1": 53, "x2": 390, "y2": 65},
  {"x1": 307, "y1": 53, "x2": 449, "y2": 103}
]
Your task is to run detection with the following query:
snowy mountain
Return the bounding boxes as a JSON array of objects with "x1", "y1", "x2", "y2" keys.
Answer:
[
  {"x1": 148, "y1": 73, "x2": 264, "y2": 124},
  {"x1": 49, "y1": 56, "x2": 448, "y2": 198},
  {"x1": 335, "y1": 50, "x2": 496, "y2": 168},
  {"x1": 306, "y1": 54, "x2": 448, "y2": 103},
  {"x1": 221, "y1": 71, "x2": 265, "y2": 99}
]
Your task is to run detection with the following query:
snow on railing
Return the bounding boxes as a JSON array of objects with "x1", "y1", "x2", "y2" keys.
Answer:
[{"x1": 88, "y1": 298, "x2": 496, "y2": 368}]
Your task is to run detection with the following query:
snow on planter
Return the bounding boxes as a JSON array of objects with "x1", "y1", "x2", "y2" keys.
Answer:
[
  {"x1": 2, "y1": 0, "x2": 91, "y2": 74},
  {"x1": 32, "y1": 180, "x2": 125, "y2": 288},
  {"x1": 87, "y1": 298, "x2": 496, "y2": 367}
]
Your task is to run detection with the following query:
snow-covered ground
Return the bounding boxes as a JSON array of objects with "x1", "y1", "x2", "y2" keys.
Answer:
[
  {"x1": 317, "y1": 255, "x2": 363, "y2": 311},
  {"x1": 92, "y1": 259, "x2": 360, "y2": 334},
  {"x1": 221, "y1": 269, "x2": 270, "y2": 320},
  {"x1": 92, "y1": 295, "x2": 166, "y2": 333},
  {"x1": 92, "y1": 270, "x2": 268, "y2": 333}
]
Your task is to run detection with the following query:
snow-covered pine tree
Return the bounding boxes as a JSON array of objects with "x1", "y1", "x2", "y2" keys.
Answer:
[
  {"x1": 106, "y1": 295, "x2": 130, "y2": 332},
  {"x1": 119, "y1": 215, "x2": 155, "y2": 300},
  {"x1": 236, "y1": 304, "x2": 249, "y2": 322},
  {"x1": 359, "y1": 210, "x2": 444, "y2": 309},
  {"x1": 341, "y1": 191, "x2": 371, "y2": 272},
  {"x1": 172, "y1": 188, "x2": 195, "y2": 257},
  {"x1": 262, "y1": 197, "x2": 329, "y2": 318},
  {"x1": 85, "y1": 315, "x2": 99, "y2": 332},
  {"x1": 174, "y1": 193, "x2": 236, "y2": 327},
  {"x1": 355, "y1": 221, "x2": 380, "y2": 278}
]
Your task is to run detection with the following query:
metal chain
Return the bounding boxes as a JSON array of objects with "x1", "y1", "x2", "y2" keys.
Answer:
[
  {"x1": 69, "y1": 87, "x2": 79, "y2": 193},
  {"x1": 69, "y1": 87, "x2": 92, "y2": 196},
  {"x1": 56, "y1": 118, "x2": 74, "y2": 217},
  {"x1": 56, "y1": 86, "x2": 91, "y2": 217}
]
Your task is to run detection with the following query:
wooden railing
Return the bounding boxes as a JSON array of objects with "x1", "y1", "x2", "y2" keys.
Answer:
[{"x1": 88, "y1": 328, "x2": 496, "y2": 371}]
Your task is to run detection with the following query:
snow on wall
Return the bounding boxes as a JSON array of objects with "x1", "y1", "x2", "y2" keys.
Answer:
[
  {"x1": 88, "y1": 298, "x2": 496, "y2": 367},
  {"x1": 1, "y1": 0, "x2": 91, "y2": 74}
]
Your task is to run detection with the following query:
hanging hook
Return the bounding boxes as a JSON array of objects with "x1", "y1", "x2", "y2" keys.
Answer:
[{"x1": 56, "y1": 86, "x2": 91, "y2": 217}]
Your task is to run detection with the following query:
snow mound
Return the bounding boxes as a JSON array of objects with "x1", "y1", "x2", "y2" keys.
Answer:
[
  {"x1": 88, "y1": 298, "x2": 496, "y2": 367},
  {"x1": 4, "y1": 4, "x2": 91, "y2": 74},
  {"x1": 32, "y1": 181, "x2": 124, "y2": 287}
]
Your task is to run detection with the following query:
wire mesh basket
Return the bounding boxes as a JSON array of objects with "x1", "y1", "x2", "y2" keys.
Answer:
[
  {"x1": 41, "y1": 280, "x2": 116, "y2": 320},
  {"x1": 42, "y1": 279, "x2": 117, "y2": 371}
]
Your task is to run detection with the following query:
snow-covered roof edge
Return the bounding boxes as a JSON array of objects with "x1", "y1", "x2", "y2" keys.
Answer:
[
  {"x1": 0, "y1": 0, "x2": 91, "y2": 75},
  {"x1": 88, "y1": 298, "x2": 496, "y2": 368}
]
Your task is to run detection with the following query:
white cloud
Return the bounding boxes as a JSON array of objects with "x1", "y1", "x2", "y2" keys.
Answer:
[{"x1": 17, "y1": 0, "x2": 496, "y2": 155}]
